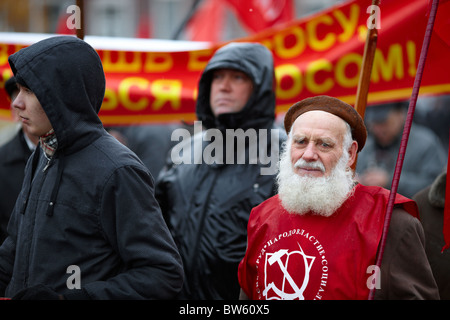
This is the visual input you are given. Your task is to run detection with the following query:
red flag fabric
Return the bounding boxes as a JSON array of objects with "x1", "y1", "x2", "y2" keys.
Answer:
[
  {"x1": 136, "y1": 13, "x2": 152, "y2": 39},
  {"x1": 186, "y1": 0, "x2": 226, "y2": 42},
  {"x1": 224, "y1": 0, "x2": 294, "y2": 33},
  {"x1": 55, "y1": 11, "x2": 76, "y2": 35},
  {"x1": 434, "y1": 0, "x2": 450, "y2": 47}
]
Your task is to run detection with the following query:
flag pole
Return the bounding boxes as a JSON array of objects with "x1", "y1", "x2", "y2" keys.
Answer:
[
  {"x1": 76, "y1": 0, "x2": 85, "y2": 40},
  {"x1": 368, "y1": 0, "x2": 440, "y2": 300},
  {"x1": 442, "y1": 138, "x2": 450, "y2": 252},
  {"x1": 172, "y1": 0, "x2": 202, "y2": 40},
  {"x1": 351, "y1": 0, "x2": 379, "y2": 171}
]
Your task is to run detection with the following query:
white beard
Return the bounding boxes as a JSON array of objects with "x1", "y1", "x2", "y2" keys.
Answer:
[{"x1": 277, "y1": 142, "x2": 355, "y2": 217}]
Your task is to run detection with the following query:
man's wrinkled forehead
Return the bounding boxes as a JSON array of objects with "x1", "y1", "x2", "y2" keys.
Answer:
[{"x1": 290, "y1": 110, "x2": 348, "y2": 137}]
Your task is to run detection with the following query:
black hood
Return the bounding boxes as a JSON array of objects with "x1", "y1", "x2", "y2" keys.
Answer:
[
  {"x1": 196, "y1": 42, "x2": 275, "y2": 131},
  {"x1": 8, "y1": 36, "x2": 105, "y2": 155}
]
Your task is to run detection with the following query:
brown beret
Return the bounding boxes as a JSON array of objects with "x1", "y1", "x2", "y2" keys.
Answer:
[{"x1": 284, "y1": 95, "x2": 367, "y2": 152}]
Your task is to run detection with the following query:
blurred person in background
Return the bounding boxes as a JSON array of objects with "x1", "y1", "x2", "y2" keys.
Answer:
[
  {"x1": 113, "y1": 123, "x2": 186, "y2": 179},
  {"x1": 0, "y1": 76, "x2": 38, "y2": 244},
  {"x1": 415, "y1": 95, "x2": 450, "y2": 154},
  {"x1": 356, "y1": 101, "x2": 447, "y2": 198}
]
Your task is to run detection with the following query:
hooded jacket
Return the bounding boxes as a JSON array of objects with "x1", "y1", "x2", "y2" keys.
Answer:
[
  {"x1": 0, "y1": 36, "x2": 183, "y2": 299},
  {"x1": 156, "y1": 42, "x2": 286, "y2": 299},
  {"x1": 196, "y1": 42, "x2": 276, "y2": 132}
]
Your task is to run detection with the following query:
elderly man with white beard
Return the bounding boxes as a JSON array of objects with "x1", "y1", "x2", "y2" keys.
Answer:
[{"x1": 238, "y1": 96, "x2": 439, "y2": 300}]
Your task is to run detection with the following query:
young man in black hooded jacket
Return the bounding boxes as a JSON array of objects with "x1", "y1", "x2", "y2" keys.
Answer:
[
  {"x1": 156, "y1": 42, "x2": 285, "y2": 299},
  {"x1": 0, "y1": 36, "x2": 183, "y2": 300}
]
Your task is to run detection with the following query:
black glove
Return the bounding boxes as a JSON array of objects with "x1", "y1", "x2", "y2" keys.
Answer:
[{"x1": 12, "y1": 284, "x2": 63, "y2": 300}]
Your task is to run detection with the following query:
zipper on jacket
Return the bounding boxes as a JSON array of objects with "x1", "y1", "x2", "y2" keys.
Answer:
[
  {"x1": 23, "y1": 153, "x2": 53, "y2": 287},
  {"x1": 23, "y1": 154, "x2": 54, "y2": 286},
  {"x1": 42, "y1": 156, "x2": 53, "y2": 172}
]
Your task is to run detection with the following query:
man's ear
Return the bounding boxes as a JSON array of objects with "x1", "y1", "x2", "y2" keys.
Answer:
[{"x1": 347, "y1": 140, "x2": 358, "y2": 168}]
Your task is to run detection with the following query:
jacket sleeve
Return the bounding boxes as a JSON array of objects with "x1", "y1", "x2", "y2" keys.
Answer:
[
  {"x1": 0, "y1": 193, "x2": 22, "y2": 296},
  {"x1": 0, "y1": 236, "x2": 15, "y2": 295},
  {"x1": 154, "y1": 168, "x2": 169, "y2": 223},
  {"x1": 82, "y1": 165, "x2": 183, "y2": 299},
  {"x1": 376, "y1": 208, "x2": 439, "y2": 300}
]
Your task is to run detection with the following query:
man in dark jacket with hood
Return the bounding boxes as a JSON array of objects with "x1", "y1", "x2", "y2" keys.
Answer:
[
  {"x1": 0, "y1": 36, "x2": 183, "y2": 299},
  {"x1": 156, "y1": 42, "x2": 285, "y2": 299}
]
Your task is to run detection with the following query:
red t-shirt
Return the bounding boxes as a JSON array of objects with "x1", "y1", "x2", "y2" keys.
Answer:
[{"x1": 238, "y1": 184, "x2": 418, "y2": 300}]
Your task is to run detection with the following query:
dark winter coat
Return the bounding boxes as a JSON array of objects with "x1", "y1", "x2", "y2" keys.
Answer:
[
  {"x1": 156, "y1": 42, "x2": 286, "y2": 299},
  {"x1": 0, "y1": 129, "x2": 33, "y2": 244},
  {"x1": 413, "y1": 172, "x2": 450, "y2": 299},
  {"x1": 356, "y1": 123, "x2": 447, "y2": 198},
  {"x1": 0, "y1": 36, "x2": 183, "y2": 299}
]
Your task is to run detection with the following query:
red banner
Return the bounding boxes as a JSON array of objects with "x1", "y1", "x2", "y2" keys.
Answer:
[
  {"x1": 0, "y1": 0, "x2": 449, "y2": 126},
  {"x1": 224, "y1": 0, "x2": 294, "y2": 33}
]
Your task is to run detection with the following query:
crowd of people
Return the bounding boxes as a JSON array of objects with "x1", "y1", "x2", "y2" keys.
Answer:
[{"x1": 0, "y1": 36, "x2": 448, "y2": 300}]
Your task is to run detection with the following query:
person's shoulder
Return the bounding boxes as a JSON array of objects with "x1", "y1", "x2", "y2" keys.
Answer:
[
  {"x1": 91, "y1": 134, "x2": 146, "y2": 169},
  {"x1": 390, "y1": 207, "x2": 422, "y2": 235},
  {"x1": 412, "y1": 185, "x2": 430, "y2": 204},
  {"x1": 355, "y1": 184, "x2": 414, "y2": 202},
  {"x1": 411, "y1": 122, "x2": 442, "y2": 144},
  {"x1": 251, "y1": 194, "x2": 281, "y2": 216},
  {"x1": 354, "y1": 184, "x2": 388, "y2": 197},
  {"x1": 0, "y1": 130, "x2": 21, "y2": 151},
  {"x1": 0, "y1": 130, "x2": 27, "y2": 164},
  {"x1": 247, "y1": 195, "x2": 281, "y2": 228}
]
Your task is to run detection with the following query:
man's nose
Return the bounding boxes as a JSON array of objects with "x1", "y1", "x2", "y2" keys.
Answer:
[
  {"x1": 302, "y1": 143, "x2": 319, "y2": 162},
  {"x1": 218, "y1": 77, "x2": 232, "y2": 90},
  {"x1": 12, "y1": 92, "x2": 24, "y2": 110}
]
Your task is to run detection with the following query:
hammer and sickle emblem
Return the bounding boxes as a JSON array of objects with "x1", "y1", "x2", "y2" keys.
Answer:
[{"x1": 263, "y1": 243, "x2": 315, "y2": 300}]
